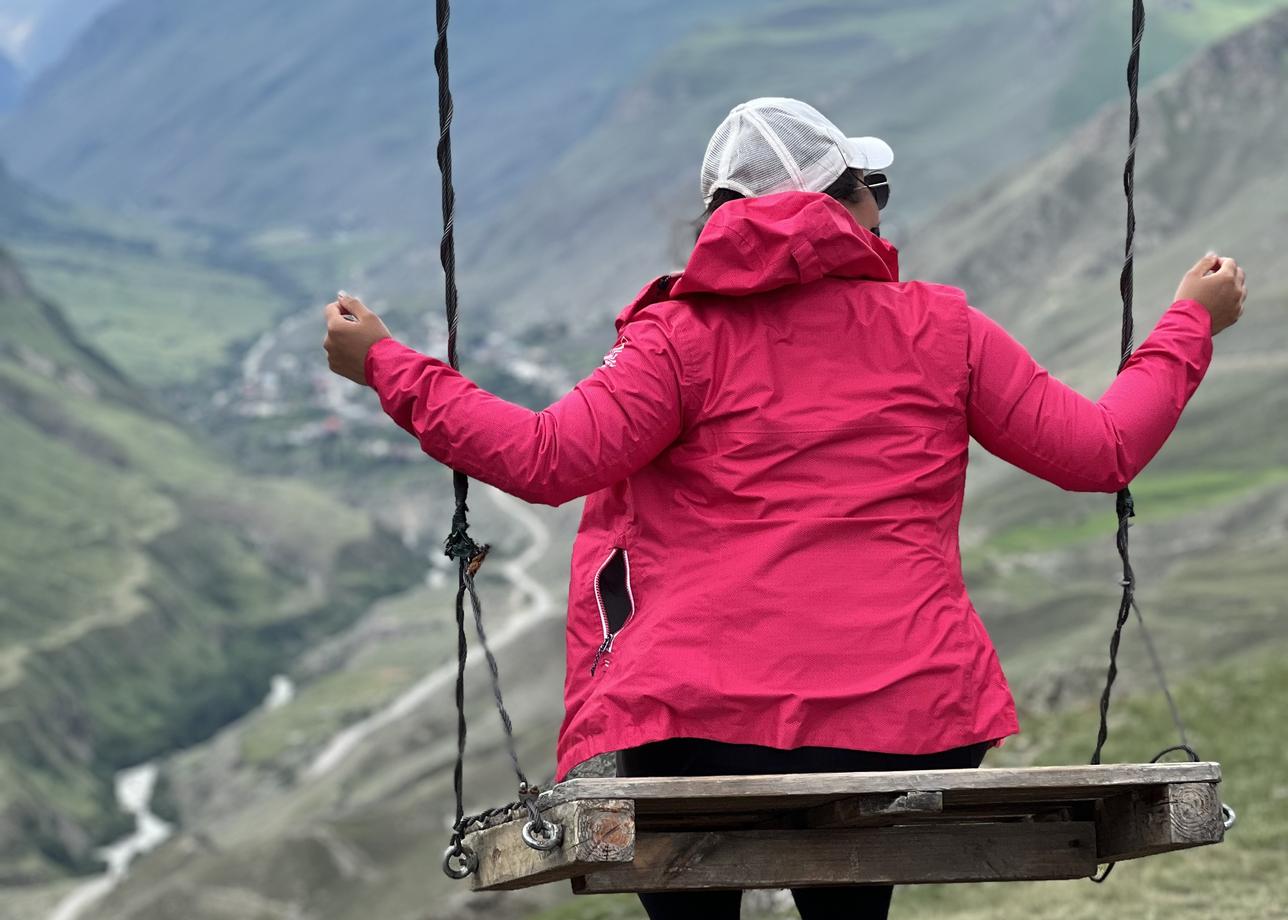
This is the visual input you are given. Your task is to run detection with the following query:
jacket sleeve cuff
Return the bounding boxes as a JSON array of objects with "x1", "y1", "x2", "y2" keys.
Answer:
[
  {"x1": 1168, "y1": 297, "x2": 1213, "y2": 337},
  {"x1": 364, "y1": 336, "x2": 410, "y2": 390}
]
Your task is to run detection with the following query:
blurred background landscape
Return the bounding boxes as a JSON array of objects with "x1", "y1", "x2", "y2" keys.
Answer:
[{"x1": 0, "y1": 1, "x2": 1284, "y2": 918}]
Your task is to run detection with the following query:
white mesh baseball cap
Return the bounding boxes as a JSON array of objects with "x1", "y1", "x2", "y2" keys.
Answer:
[{"x1": 700, "y1": 97, "x2": 893, "y2": 205}]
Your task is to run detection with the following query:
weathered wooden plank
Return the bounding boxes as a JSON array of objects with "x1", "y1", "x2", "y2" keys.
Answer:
[
  {"x1": 620, "y1": 785, "x2": 1167, "y2": 819},
  {"x1": 572, "y1": 822, "x2": 1097, "y2": 893},
  {"x1": 941, "y1": 787, "x2": 1127, "y2": 806},
  {"x1": 636, "y1": 811, "x2": 796, "y2": 831},
  {"x1": 467, "y1": 765, "x2": 1224, "y2": 892},
  {"x1": 624, "y1": 790, "x2": 1077, "y2": 819},
  {"x1": 634, "y1": 799, "x2": 1080, "y2": 832},
  {"x1": 546, "y1": 762, "x2": 1221, "y2": 814},
  {"x1": 807, "y1": 790, "x2": 943, "y2": 829},
  {"x1": 468, "y1": 799, "x2": 635, "y2": 891},
  {"x1": 1095, "y1": 782, "x2": 1225, "y2": 862},
  {"x1": 932, "y1": 802, "x2": 1079, "y2": 823}
]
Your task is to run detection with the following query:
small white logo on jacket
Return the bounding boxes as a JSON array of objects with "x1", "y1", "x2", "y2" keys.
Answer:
[{"x1": 602, "y1": 339, "x2": 628, "y2": 368}]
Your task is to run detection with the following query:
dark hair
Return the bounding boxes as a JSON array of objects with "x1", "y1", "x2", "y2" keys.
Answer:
[{"x1": 694, "y1": 167, "x2": 866, "y2": 240}]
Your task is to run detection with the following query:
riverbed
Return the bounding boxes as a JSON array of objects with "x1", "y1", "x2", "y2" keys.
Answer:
[
  {"x1": 46, "y1": 674, "x2": 299, "y2": 920},
  {"x1": 47, "y1": 763, "x2": 171, "y2": 920}
]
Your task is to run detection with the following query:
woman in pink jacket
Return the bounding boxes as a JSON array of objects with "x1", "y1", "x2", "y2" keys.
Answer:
[{"x1": 323, "y1": 98, "x2": 1246, "y2": 920}]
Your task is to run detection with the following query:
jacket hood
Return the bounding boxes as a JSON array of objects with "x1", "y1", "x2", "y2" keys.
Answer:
[
  {"x1": 674, "y1": 190, "x2": 899, "y2": 297},
  {"x1": 614, "y1": 190, "x2": 900, "y2": 332}
]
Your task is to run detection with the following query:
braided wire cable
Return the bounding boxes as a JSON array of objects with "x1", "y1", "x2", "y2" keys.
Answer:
[
  {"x1": 1116, "y1": 0, "x2": 1144, "y2": 373},
  {"x1": 1087, "y1": 0, "x2": 1233, "y2": 882},
  {"x1": 434, "y1": 0, "x2": 461, "y2": 375},
  {"x1": 433, "y1": 0, "x2": 549, "y2": 879},
  {"x1": 1088, "y1": 0, "x2": 1145, "y2": 882},
  {"x1": 432, "y1": 0, "x2": 471, "y2": 864},
  {"x1": 1090, "y1": 0, "x2": 1146, "y2": 772}
]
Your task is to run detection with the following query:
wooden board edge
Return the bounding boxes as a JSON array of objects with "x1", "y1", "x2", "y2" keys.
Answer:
[
  {"x1": 468, "y1": 798, "x2": 635, "y2": 891},
  {"x1": 546, "y1": 762, "x2": 1222, "y2": 807},
  {"x1": 572, "y1": 821, "x2": 1097, "y2": 893},
  {"x1": 1095, "y1": 781, "x2": 1225, "y2": 862}
]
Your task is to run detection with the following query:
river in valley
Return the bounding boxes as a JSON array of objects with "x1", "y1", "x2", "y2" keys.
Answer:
[
  {"x1": 45, "y1": 675, "x2": 298, "y2": 920},
  {"x1": 42, "y1": 480, "x2": 550, "y2": 918},
  {"x1": 47, "y1": 763, "x2": 171, "y2": 920}
]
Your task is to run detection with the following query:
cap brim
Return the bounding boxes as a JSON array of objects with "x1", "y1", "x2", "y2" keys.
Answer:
[{"x1": 842, "y1": 136, "x2": 894, "y2": 171}]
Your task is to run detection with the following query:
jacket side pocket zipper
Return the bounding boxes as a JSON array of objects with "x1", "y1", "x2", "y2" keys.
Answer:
[{"x1": 590, "y1": 547, "x2": 634, "y2": 675}]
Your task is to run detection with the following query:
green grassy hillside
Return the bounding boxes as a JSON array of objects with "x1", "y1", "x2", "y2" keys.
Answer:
[
  {"x1": 890, "y1": 643, "x2": 1288, "y2": 920},
  {"x1": 0, "y1": 155, "x2": 310, "y2": 388},
  {"x1": 0, "y1": 248, "x2": 424, "y2": 882}
]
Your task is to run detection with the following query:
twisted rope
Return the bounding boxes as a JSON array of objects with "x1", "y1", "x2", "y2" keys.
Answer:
[
  {"x1": 432, "y1": 0, "x2": 552, "y2": 880},
  {"x1": 1090, "y1": 0, "x2": 1146, "y2": 774},
  {"x1": 1087, "y1": 0, "x2": 1233, "y2": 882}
]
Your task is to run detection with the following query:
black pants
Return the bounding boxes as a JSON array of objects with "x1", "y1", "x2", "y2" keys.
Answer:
[{"x1": 615, "y1": 737, "x2": 993, "y2": 920}]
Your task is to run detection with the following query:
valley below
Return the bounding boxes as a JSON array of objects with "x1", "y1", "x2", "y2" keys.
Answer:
[{"x1": 1, "y1": 2, "x2": 1286, "y2": 919}]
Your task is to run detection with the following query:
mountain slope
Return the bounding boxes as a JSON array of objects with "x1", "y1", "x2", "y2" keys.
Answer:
[
  {"x1": 113, "y1": 0, "x2": 1288, "y2": 448},
  {"x1": 0, "y1": 152, "x2": 311, "y2": 389},
  {"x1": 6, "y1": 0, "x2": 1284, "y2": 400},
  {"x1": 6, "y1": 0, "x2": 1284, "y2": 246},
  {"x1": 0, "y1": 0, "x2": 781, "y2": 232},
  {"x1": 0, "y1": 249, "x2": 424, "y2": 883},
  {"x1": 458, "y1": 0, "x2": 1288, "y2": 341},
  {"x1": 907, "y1": 6, "x2": 1288, "y2": 503}
]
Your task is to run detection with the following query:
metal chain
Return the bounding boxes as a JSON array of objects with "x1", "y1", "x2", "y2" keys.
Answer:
[{"x1": 432, "y1": 0, "x2": 560, "y2": 880}]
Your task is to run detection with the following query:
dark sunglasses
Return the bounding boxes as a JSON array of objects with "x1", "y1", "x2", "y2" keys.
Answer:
[{"x1": 860, "y1": 172, "x2": 890, "y2": 210}]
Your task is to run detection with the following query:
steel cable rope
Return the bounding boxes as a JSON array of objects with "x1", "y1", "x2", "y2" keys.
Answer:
[
  {"x1": 1088, "y1": 0, "x2": 1234, "y2": 883},
  {"x1": 432, "y1": 0, "x2": 561, "y2": 881}
]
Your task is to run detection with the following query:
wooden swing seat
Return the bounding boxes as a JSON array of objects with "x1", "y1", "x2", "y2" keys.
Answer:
[{"x1": 463, "y1": 760, "x2": 1224, "y2": 892}]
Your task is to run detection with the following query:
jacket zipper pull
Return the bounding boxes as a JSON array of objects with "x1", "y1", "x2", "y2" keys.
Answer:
[{"x1": 590, "y1": 634, "x2": 613, "y2": 676}]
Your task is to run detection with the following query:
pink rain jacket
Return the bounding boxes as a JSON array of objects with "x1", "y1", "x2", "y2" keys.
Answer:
[{"x1": 365, "y1": 190, "x2": 1213, "y2": 781}]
